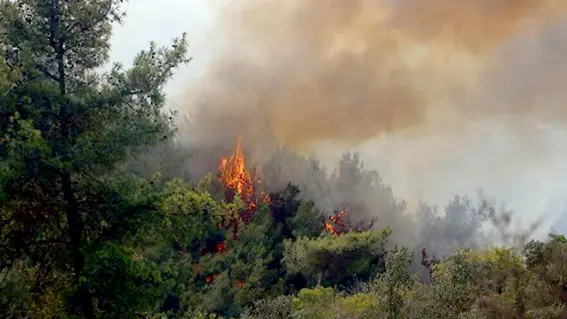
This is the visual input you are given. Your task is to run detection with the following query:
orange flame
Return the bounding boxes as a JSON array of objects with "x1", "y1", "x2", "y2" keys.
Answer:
[
  {"x1": 219, "y1": 137, "x2": 255, "y2": 210},
  {"x1": 218, "y1": 138, "x2": 270, "y2": 237},
  {"x1": 324, "y1": 222, "x2": 338, "y2": 237},
  {"x1": 324, "y1": 210, "x2": 349, "y2": 237}
]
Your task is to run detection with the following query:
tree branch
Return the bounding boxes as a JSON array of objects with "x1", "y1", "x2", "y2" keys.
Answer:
[
  {"x1": 65, "y1": 0, "x2": 116, "y2": 35},
  {"x1": 35, "y1": 64, "x2": 60, "y2": 82}
]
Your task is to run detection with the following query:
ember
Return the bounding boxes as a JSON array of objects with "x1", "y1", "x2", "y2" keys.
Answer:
[
  {"x1": 199, "y1": 240, "x2": 227, "y2": 256},
  {"x1": 216, "y1": 241, "x2": 226, "y2": 255},
  {"x1": 323, "y1": 208, "x2": 377, "y2": 236},
  {"x1": 205, "y1": 274, "x2": 218, "y2": 285}
]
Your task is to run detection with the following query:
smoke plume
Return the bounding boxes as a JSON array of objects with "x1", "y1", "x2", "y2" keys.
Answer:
[
  {"x1": 174, "y1": 0, "x2": 567, "y2": 240},
  {"x1": 185, "y1": 0, "x2": 567, "y2": 149}
]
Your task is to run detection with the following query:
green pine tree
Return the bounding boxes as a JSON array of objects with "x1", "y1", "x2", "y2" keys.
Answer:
[{"x1": 0, "y1": 0, "x2": 190, "y2": 317}]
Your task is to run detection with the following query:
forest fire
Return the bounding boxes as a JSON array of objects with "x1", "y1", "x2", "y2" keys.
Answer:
[
  {"x1": 324, "y1": 210, "x2": 349, "y2": 237},
  {"x1": 219, "y1": 138, "x2": 255, "y2": 211},
  {"x1": 202, "y1": 139, "x2": 272, "y2": 286},
  {"x1": 323, "y1": 209, "x2": 376, "y2": 236},
  {"x1": 218, "y1": 138, "x2": 270, "y2": 238}
]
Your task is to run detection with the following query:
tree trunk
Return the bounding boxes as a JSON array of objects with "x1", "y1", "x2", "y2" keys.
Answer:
[
  {"x1": 49, "y1": 0, "x2": 96, "y2": 316},
  {"x1": 62, "y1": 172, "x2": 96, "y2": 319}
]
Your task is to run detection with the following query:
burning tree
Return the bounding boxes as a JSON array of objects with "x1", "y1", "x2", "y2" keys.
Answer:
[
  {"x1": 324, "y1": 209, "x2": 377, "y2": 237},
  {"x1": 202, "y1": 138, "x2": 271, "y2": 286},
  {"x1": 324, "y1": 210, "x2": 349, "y2": 236},
  {"x1": 217, "y1": 138, "x2": 270, "y2": 239},
  {"x1": 219, "y1": 138, "x2": 269, "y2": 216}
]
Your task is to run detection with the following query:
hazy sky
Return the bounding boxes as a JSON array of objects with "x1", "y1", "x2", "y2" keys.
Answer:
[
  {"x1": 108, "y1": 0, "x2": 220, "y2": 100},
  {"x1": 108, "y1": 1, "x2": 567, "y2": 237}
]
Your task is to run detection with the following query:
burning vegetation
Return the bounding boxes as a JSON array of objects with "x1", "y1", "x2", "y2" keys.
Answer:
[
  {"x1": 219, "y1": 138, "x2": 255, "y2": 213},
  {"x1": 204, "y1": 138, "x2": 271, "y2": 284},
  {"x1": 217, "y1": 138, "x2": 270, "y2": 239},
  {"x1": 324, "y1": 209, "x2": 377, "y2": 237},
  {"x1": 219, "y1": 138, "x2": 270, "y2": 215},
  {"x1": 324, "y1": 210, "x2": 348, "y2": 237},
  {"x1": 202, "y1": 139, "x2": 381, "y2": 287}
]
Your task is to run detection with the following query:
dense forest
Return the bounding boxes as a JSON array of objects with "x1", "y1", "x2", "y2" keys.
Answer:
[{"x1": 2, "y1": 1, "x2": 567, "y2": 318}]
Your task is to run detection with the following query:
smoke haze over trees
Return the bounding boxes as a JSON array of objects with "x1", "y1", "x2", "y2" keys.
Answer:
[{"x1": 178, "y1": 0, "x2": 567, "y2": 231}]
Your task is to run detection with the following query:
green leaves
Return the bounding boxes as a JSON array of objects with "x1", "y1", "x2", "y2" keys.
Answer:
[
  {"x1": 6, "y1": 1, "x2": 567, "y2": 318},
  {"x1": 158, "y1": 178, "x2": 224, "y2": 244},
  {"x1": 0, "y1": 0, "x2": 192, "y2": 317},
  {"x1": 83, "y1": 242, "x2": 168, "y2": 318},
  {"x1": 283, "y1": 229, "x2": 391, "y2": 287},
  {"x1": 291, "y1": 287, "x2": 335, "y2": 319}
]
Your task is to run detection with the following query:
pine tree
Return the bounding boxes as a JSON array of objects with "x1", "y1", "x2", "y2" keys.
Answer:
[{"x1": 0, "y1": 0, "x2": 189, "y2": 317}]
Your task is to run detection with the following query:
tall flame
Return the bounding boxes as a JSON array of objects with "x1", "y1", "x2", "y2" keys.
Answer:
[
  {"x1": 203, "y1": 138, "x2": 269, "y2": 287},
  {"x1": 218, "y1": 137, "x2": 270, "y2": 238},
  {"x1": 219, "y1": 137, "x2": 255, "y2": 210}
]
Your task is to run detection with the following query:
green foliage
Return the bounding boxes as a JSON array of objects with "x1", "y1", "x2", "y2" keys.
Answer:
[
  {"x1": 285, "y1": 197, "x2": 324, "y2": 239},
  {"x1": 0, "y1": 0, "x2": 190, "y2": 317},
  {"x1": 158, "y1": 178, "x2": 225, "y2": 244},
  {"x1": 0, "y1": 258, "x2": 72, "y2": 318},
  {"x1": 83, "y1": 243, "x2": 166, "y2": 318},
  {"x1": 337, "y1": 293, "x2": 377, "y2": 318},
  {"x1": 284, "y1": 228, "x2": 391, "y2": 287},
  {"x1": 410, "y1": 251, "x2": 479, "y2": 318},
  {"x1": 0, "y1": 57, "x2": 20, "y2": 95},
  {"x1": 290, "y1": 287, "x2": 335, "y2": 319},
  {"x1": 181, "y1": 185, "x2": 326, "y2": 317},
  {"x1": 241, "y1": 295, "x2": 293, "y2": 319},
  {"x1": 369, "y1": 247, "x2": 415, "y2": 318},
  {"x1": 242, "y1": 231, "x2": 567, "y2": 319},
  {"x1": 4, "y1": 1, "x2": 567, "y2": 319}
]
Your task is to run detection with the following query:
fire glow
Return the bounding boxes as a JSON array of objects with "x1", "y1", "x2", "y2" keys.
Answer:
[
  {"x1": 218, "y1": 137, "x2": 270, "y2": 234},
  {"x1": 205, "y1": 138, "x2": 270, "y2": 285},
  {"x1": 219, "y1": 138, "x2": 257, "y2": 213},
  {"x1": 324, "y1": 210, "x2": 349, "y2": 237}
]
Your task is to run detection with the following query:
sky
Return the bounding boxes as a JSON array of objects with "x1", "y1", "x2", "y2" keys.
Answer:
[
  {"x1": 107, "y1": 0, "x2": 220, "y2": 100},
  {"x1": 107, "y1": 1, "x2": 567, "y2": 237}
]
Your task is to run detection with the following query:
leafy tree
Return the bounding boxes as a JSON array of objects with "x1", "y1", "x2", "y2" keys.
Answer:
[
  {"x1": 0, "y1": 0, "x2": 189, "y2": 317},
  {"x1": 240, "y1": 295, "x2": 293, "y2": 319},
  {"x1": 262, "y1": 148, "x2": 330, "y2": 209},
  {"x1": 283, "y1": 228, "x2": 391, "y2": 288},
  {"x1": 181, "y1": 184, "x2": 324, "y2": 317},
  {"x1": 329, "y1": 152, "x2": 406, "y2": 236},
  {"x1": 370, "y1": 247, "x2": 415, "y2": 318},
  {"x1": 291, "y1": 287, "x2": 336, "y2": 319},
  {"x1": 6, "y1": 2, "x2": 567, "y2": 318}
]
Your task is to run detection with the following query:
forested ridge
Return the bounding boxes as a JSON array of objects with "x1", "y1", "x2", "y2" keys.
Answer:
[{"x1": 2, "y1": 1, "x2": 567, "y2": 318}]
